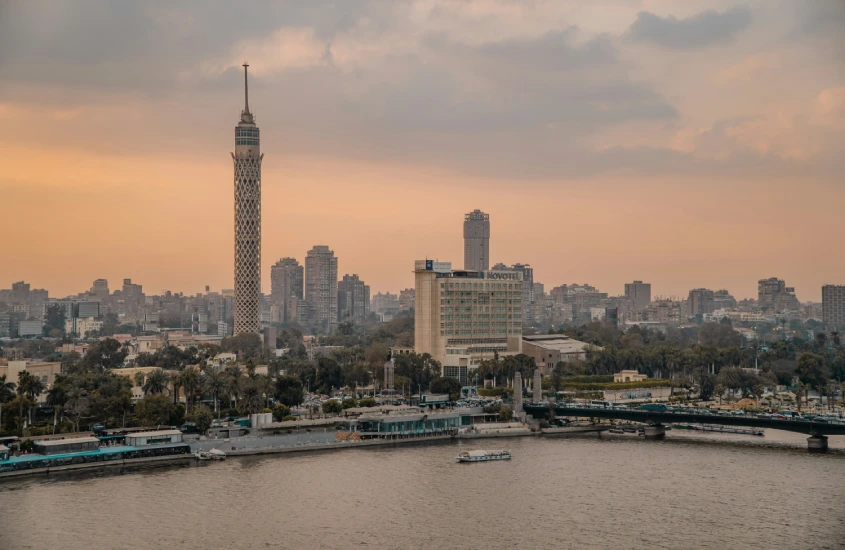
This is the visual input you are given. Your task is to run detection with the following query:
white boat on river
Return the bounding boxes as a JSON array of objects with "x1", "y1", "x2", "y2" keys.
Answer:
[
  {"x1": 195, "y1": 448, "x2": 226, "y2": 461},
  {"x1": 456, "y1": 450, "x2": 511, "y2": 463}
]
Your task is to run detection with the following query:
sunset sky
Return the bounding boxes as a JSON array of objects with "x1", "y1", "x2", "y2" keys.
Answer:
[{"x1": 1, "y1": 1, "x2": 843, "y2": 301}]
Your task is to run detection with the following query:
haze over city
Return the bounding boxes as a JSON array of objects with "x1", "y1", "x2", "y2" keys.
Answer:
[{"x1": 2, "y1": 1, "x2": 844, "y2": 301}]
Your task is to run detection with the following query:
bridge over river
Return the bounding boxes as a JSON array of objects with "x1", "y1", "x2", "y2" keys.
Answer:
[{"x1": 522, "y1": 405, "x2": 845, "y2": 453}]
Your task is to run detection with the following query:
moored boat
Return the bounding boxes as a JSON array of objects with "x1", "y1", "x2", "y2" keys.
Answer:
[
  {"x1": 195, "y1": 448, "x2": 227, "y2": 461},
  {"x1": 456, "y1": 450, "x2": 511, "y2": 463}
]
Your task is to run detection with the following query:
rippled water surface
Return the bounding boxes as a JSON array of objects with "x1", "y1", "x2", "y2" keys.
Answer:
[{"x1": 2, "y1": 433, "x2": 844, "y2": 549}]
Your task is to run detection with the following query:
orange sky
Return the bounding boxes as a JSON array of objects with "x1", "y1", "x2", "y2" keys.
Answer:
[{"x1": 1, "y1": 1, "x2": 843, "y2": 301}]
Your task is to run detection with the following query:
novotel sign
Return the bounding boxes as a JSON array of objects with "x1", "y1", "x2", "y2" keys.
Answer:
[{"x1": 483, "y1": 271, "x2": 522, "y2": 281}]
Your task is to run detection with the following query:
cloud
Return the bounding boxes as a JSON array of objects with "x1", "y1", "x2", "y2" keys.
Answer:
[{"x1": 628, "y1": 7, "x2": 751, "y2": 49}]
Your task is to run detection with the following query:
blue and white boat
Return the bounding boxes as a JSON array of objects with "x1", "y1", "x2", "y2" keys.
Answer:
[{"x1": 456, "y1": 450, "x2": 511, "y2": 463}]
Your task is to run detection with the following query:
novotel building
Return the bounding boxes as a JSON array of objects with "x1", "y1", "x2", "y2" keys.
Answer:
[{"x1": 414, "y1": 260, "x2": 522, "y2": 384}]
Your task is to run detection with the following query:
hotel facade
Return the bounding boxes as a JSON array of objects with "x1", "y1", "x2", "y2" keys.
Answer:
[{"x1": 414, "y1": 260, "x2": 522, "y2": 384}]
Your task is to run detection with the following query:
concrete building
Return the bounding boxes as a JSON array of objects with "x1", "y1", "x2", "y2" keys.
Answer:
[
  {"x1": 233, "y1": 63, "x2": 263, "y2": 336},
  {"x1": 521, "y1": 334, "x2": 594, "y2": 368},
  {"x1": 337, "y1": 274, "x2": 370, "y2": 321},
  {"x1": 398, "y1": 288, "x2": 415, "y2": 313},
  {"x1": 65, "y1": 317, "x2": 103, "y2": 337},
  {"x1": 758, "y1": 277, "x2": 799, "y2": 313},
  {"x1": 17, "y1": 320, "x2": 44, "y2": 337},
  {"x1": 12, "y1": 281, "x2": 30, "y2": 305},
  {"x1": 372, "y1": 291, "x2": 400, "y2": 321},
  {"x1": 688, "y1": 288, "x2": 715, "y2": 316},
  {"x1": 613, "y1": 370, "x2": 648, "y2": 383},
  {"x1": 305, "y1": 245, "x2": 338, "y2": 328},
  {"x1": 270, "y1": 258, "x2": 304, "y2": 323},
  {"x1": 91, "y1": 279, "x2": 110, "y2": 299},
  {"x1": 624, "y1": 281, "x2": 651, "y2": 310},
  {"x1": 414, "y1": 260, "x2": 522, "y2": 384},
  {"x1": 822, "y1": 284, "x2": 845, "y2": 329},
  {"x1": 463, "y1": 209, "x2": 490, "y2": 271}
]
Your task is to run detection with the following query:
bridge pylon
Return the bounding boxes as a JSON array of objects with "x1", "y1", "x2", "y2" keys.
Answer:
[{"x1": 807, "y1": 435, "x2": 828, "y2": 454}]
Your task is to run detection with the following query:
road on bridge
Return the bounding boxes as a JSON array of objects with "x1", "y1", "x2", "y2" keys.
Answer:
[{"x1": 522, "y1": 405, "x2": 845, "y2": 436}]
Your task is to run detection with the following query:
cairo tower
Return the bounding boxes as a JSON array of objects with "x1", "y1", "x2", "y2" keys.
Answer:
[{"x1": 232, "y1": 63, "x2": 263, "y2": 335}]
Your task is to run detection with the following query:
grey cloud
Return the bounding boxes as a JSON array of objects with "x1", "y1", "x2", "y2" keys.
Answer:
[{"x1": 627, "y1": 7, "x2": 751, "y2": 49}]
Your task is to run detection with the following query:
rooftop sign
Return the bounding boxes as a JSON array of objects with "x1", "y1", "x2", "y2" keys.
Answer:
[
  {"x1": 415, "y1": 260, "x2": 452, "y2": 273},
  {"x1": 483, "y1": 271, "x2": 522, "y2": 281}
]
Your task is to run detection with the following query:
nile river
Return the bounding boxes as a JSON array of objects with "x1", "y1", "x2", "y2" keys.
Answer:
[{"x1": 2, "y1": 432, "x2": 844, "y2": 549}]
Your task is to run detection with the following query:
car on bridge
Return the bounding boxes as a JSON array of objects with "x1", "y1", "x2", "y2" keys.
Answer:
[{"x1": 637, "y1": 404, "x2": 668, "y2": 411}]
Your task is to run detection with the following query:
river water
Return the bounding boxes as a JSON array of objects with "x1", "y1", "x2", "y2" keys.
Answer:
[{"x1": 1, "y1": 431, "x2": 844, "y2": 549}]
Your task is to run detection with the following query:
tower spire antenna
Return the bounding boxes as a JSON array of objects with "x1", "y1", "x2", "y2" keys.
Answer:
[{"x1": 243, "y1": 62, "x2": 250, "y2": 115}]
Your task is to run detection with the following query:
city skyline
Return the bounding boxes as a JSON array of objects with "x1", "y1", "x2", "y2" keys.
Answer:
[{"x1": 1, "y1": 2, "x2": 843, "y2": 302}]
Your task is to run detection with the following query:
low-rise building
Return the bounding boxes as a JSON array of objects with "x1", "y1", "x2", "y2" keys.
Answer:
[
  {"x1": 521, "y1": 334, "x2": 594, "y2": 367},
  {"x1": 613, "y1": 370, "x2": 648, "y2": 383}
]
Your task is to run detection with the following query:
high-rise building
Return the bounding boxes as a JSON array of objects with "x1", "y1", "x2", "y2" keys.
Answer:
[
  {"x1": 11, "y1": 281, "x2": 30, "y2": 305},
  {"x1": 414, "y1": 260, "x2": 522, "y2": 384},
  {"x1": 372, "y1": 291, "x2": 400, "y2": 321},
  {"x1": 337, "y1": 274, "x2": 370, "y2": 321},
  {"x1": 305, "y1": 245, "x2": 338, "y2": 328},
  {"x1": 822, "y1": 285, "x2": 845, "y2": 329},
  {"x1": 624, "y1": 280, "x2": 651, "y2": 310},
  {"x1": 688, "y1": 288, "x2": 715, "y2": 316},
  {"x1": 757, "y1": 277, "x2": 799, "y2": 312},
  {"x1": 232, "y1": 63, "x2": 263, "y2": 335},
  {"x1": 91, "y1": 279, "x2": 110, "y2": 299},
  {"x1": 463, "y1": 209, "x2": 490, "y2": 271},
  {"x1": 270, "y1": 258, "x2": 304, "y2": 323},
  {"x1": 713, "y1": 289, "x2": 737, "y2": 310},
  {"x1": 398, "y1": 288, "x2": 416, "y2": 312}
]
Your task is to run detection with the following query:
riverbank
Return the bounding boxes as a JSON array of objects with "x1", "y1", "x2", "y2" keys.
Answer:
[{"x1": 0, "y1": 453, "x2": 193, "y2": 481}]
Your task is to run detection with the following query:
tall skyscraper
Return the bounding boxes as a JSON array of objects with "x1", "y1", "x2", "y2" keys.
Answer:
[
  {"x1": 822, "y1": 285, "x2": 845, "y2": 329},
  {"x1": 270, "y1": 258, "x2": 304, "y2": 323},
  {"x1": 337, "y1": 274, "x2": 370, "y2": 321},
  {"x1": 624, "y1": 280, "x2": 651, "y2": 310},
  {"x1": 463, "y1": 209, "x2": 490, "y2": 271},
  {"x1": 305, "y1": 245, "x2": 338, "y2": 328},
  {"x1": 232, "y1": 63, "x2": 263, "y2": 336}
]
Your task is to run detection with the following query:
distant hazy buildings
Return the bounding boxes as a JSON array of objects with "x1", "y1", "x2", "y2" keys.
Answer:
[
  {"x1": 414, "y1": 260, "x2": 522, "y2": 384},
  {"x1": 624, "y1": 281, "x2": 651, "y2": 310},
  {"x1": 270, "y1": 258, "x2": 304, "y2": 323},
  {"x1": 758, "y1": 277, "x2": 799, "y2": 313},
  {"x1": 822, "y1": 285, "x2": 845, "y2": 329},
  {"x1": 372, "y1": 291, "x2": 400, "y2": 321},
  {"x1": 232, "y1": 63, "x2": 263, "y2": 336},
  {"x1": 305, "y1": 245, "x2": 338, "y2": 328},
  {"x1": 463, "y1": 209, "x2": 490, "y2": 271},
  {"x1": 398, "y1": 288, "x2": 415, "y2": 313},
  {"x1": 688, "y1": 288, "x2": 716, "y2": 316},
  {"x1": 91, "y1": 279, "x2": 109, "y2": 300},
  {"x1": 338, "y1": 274, "x2": 370, "y2": 321}
]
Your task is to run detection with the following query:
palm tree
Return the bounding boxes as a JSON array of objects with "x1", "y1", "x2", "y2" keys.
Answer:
[
  {"x1": 815, "y1": 332, "x2": 828, "y2": 353},
  {"x1": 142, "y1": 369, "x2": 168, "y2": 396},
  {"x1": 224, "y1": 365, "x2": 242, "y2": 409},
  {"x1": 0, "y1": 374, "x2": 15, "y2": 434},
  {"x1": 17, "y1": 371, "x2": 44, "y2": 432},
  {"x1": 170, "y1": 371, "x2": 184, "y2": 406},
  {"x1": 46, "y1": 384, "x2": 67, "y2": 434},
  {"x1": 237, "y1": 378, "x2": 262, "y2": 416},
  {"x1": 181, "y1": 365, "x2": 201, "y2": 413},
  {"x1": 254, "y1": 374, "x2": 275, "y2": 410},
  {"x1": 202, "y1": 368, "x2": 226, "y2": 418}
]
